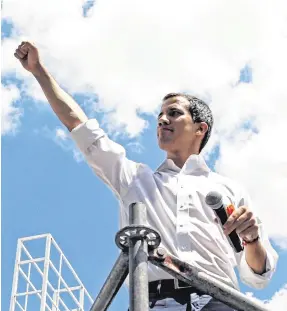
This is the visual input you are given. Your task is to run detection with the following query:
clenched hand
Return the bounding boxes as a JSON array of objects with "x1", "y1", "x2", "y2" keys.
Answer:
[{"x1": 14, "y1": 41, "x2": 41, "y2": 74}]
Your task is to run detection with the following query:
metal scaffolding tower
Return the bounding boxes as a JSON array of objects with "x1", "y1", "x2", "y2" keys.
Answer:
[{"x1": 9, "y1": 234, "x2": 93, "y2": 311}]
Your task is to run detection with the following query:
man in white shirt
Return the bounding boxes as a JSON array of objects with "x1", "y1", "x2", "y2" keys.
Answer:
[{"x1": 14, "y1": 42, "x2": 278, "y2": 311}]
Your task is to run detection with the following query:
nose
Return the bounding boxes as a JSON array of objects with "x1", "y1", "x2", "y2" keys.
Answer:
[{"x1": 158, "y1": 114, "x2": 170, "y2": 127}]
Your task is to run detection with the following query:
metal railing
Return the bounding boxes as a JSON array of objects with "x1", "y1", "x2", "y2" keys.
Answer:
[{"x1": 90, "y1": 202, "x2": 270, "y2": 311}]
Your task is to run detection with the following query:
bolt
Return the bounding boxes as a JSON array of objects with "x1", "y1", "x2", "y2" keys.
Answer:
[{"x1": 156, "y1": 247, "x2": 167, "y2": 258}]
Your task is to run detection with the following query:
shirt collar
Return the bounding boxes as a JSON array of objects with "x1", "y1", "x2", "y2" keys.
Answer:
[{"x1": 156, "y1": 154, "x2": 211, "y2": 174}]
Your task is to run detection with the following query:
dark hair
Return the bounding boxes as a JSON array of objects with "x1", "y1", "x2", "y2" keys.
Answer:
[{"x1": 162, "y1": 92, "x2": 213, "y2": 152}]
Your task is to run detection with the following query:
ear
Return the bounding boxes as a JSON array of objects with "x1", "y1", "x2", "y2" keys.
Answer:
[{"x1": 196, "y1": 122, "x2": 208, "y2": 136}]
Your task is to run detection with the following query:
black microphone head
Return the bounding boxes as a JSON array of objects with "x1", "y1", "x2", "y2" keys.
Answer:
[{"x1": 205, "y1": 191, "x2": 223, "y2": 210}]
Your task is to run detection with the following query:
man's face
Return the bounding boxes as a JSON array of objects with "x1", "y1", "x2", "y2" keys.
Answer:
[{"x1": 157, "y1": 96, "x2": 198, "y2": 153}]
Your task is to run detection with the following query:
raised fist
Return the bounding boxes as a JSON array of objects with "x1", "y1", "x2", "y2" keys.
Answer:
[{"x1": 14, "y1": 42, "x2": 41, "y2": 74}]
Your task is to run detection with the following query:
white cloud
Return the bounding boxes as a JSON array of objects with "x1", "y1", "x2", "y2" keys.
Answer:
[
  {"x1": 55, "y1": 128, "x2": 68, "y2": 141},
  {"x1": 1, "y1": 84, "x2": 22, "y2": 135},
  {"x1": 267, "y1": 284, "x2": 287, "y2": 310},
  {"x1": 214, "y1": 90, "x2": 287, "y2": 245},
  {"x1": 4, "y1": 0, "x2": 285, "y2": 134},
  {"x1": 246, "y1": 285, "x2": 287, "y2": 311},
  {"x1": 126, "y1": 141, "x2": 144, "y2": 154},
  {"x1": 2, "y1": 0, "x2": 287, "y2": 245}
]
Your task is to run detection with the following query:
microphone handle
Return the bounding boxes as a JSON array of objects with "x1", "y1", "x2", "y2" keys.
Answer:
[
  {"x1": 216, "y1": 207, "x2": 243, "y2": 253},
  {"x1": 228, "y1": 230, "x2": 243, "y2": 253}
]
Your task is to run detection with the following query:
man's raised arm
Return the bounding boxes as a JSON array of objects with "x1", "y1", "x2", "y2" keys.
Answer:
[{"x1": 14, "y1": 41, "x2": 88, "y2": 131}]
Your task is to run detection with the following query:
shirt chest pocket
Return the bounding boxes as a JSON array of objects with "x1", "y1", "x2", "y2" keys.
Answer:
[{"x1": 180, "y1": 179, "x2": 237, "y2": 241}]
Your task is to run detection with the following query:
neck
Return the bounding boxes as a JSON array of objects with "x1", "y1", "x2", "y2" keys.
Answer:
[{"x1": 167, "y1": 149, "x2": 199, "y2": 168}]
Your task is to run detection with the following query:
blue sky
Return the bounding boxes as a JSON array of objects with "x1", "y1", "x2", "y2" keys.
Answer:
[{"x1": 2, "y1": 1, "x2": 287, "y2": 310}]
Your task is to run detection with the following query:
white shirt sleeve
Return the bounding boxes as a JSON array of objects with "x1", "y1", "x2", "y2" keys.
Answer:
[
  {"x1": 70, "y1": 119, "x2": 139, "y2": 198},
  {"x1": 234, "y1": 187, "x2": 279, "y2": 289}
]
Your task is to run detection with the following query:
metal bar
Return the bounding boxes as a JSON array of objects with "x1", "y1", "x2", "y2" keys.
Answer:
[
  {"x1": 53, "y1": 253, "x2": 64, "y2": 311},
  {"x1": 17, "y1": 267, "x2": 53, "y2": 311},
  {"x1": 56, "y1": 294, "x2": 74, "y2": 311},
  {"x1": 56, "y1": 285, "x2": 82, "y2": 293},
  {"x1": 52, "y1": 292, "x2": 58, "y2": 311},
  {"x1": 46, "y1": 290, "x2": 70, "y2": 311},
  {"x1": 16, "y1": 286, "x2": 83, "y2": 296},
  {"x1": 48, "y1": 288, "x2": 70, "y2": 311},
  {"x1": 50, "y1": 236, "x2": 94, "y2": 302},
  {"x1": 19, "y1": 257, "x2": 45, "y2": 265},
  {"x1": 129, "y1": 202, "x2": 149, "y2": 311},
  {"x1": 9, "y1": 239, "x2": 22, "y2": 311},
  {"x1": 24, "y1": 262, "x2": 32, "y2": 311},
  {"x1": 40, "y1": 235, "x2": 52, "y2": 311},
  {"x1": 149, "y1": 248, "x2": 269, "y2": 311},
  {"x1": 79, "y1": 286, "x2": 85, "y2": 310},
  {"x1": 90, "y1": 251, "x2": 129, "y2": 311},
  {"x1": 18, "y1": 267, "x2": 43, "y2": 300},
  {"x1": 20, "y1": 244, "x2": 49, "y2": 282},
  {"x1": 15, "y1": 300, "x2": 25, "y2": 311},
  {"x1": 20, "y1": 233, "x2": 51, "y2": 242},
  {"x1": 16, "y1": 290, "x2": 42, "y2": 297},
  {"x1": 19, "y1": 271, "x2": 71, "y2": 311},
  {"x1": 49, "y1": 260, "x2": 85, "y2": 309}
]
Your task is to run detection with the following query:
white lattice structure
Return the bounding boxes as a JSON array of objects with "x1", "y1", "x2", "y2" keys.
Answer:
[{"x1": 10, "y1": 234, "x2": 93, "y2": 311}]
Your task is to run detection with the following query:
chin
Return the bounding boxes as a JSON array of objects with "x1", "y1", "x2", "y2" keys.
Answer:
[{"x1": 158, "y1": 140, "x2": 172, "y2": 152}]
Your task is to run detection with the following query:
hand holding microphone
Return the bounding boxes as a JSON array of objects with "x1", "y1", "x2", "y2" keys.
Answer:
[
  {"x1": 205, "y1": 192, "x2": 260, "y2": 252},
  {"x1": 223, "y1": 204, "x2": 259, "y2": 245}
]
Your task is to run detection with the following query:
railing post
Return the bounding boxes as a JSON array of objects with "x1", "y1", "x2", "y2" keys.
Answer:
[
  {"x1": 89, "y1": 252, "x2": 129, "y2": 311},
  {"x1": 129, "y1": 203, "x2": 149, "y2": 311}
]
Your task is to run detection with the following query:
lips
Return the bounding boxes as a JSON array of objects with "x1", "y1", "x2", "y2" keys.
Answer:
[{"x1": 161, "y1": 127, "x2": 173, "y2": 132}]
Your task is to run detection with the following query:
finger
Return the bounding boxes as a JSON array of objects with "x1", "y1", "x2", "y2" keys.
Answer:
[
  {"x1": 18, "y1": 42, "x2": 28, "y2": 51},
  {"x1": 236, "y1": 217, "x2": 256, "y2": 235},
  {"x1": 19, "y1": 41, "x2": 32, "y2": 48},
  {"x1": 239, "y1": 224, "x2": 259, "y2": 240},
  {"x1": 223, "y1": 206, "x2": 247, "y2": 231},
  {"x1": 224, "y1": 208, "x2": 253, "y2": 235},
  {"x1": 224, "y1": 216, "x2": 246, "y2": 235},
  {"x1": 18, "y1": 44, "x2": 30, "y2": 54},
  {"x1": 14, "y1": 52, "x2": 22, "y2": 60},
  {"x1": 21, "y1": 42, "x2": 35, "y2": 53},
  {"x1": 15, "y1": 48, "x2": 27, "y2": 59}
]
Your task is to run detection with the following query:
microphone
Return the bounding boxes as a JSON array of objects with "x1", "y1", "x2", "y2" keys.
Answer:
[{"x1": 205, "y1": 191, "x2": 243, "y2": 253}]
